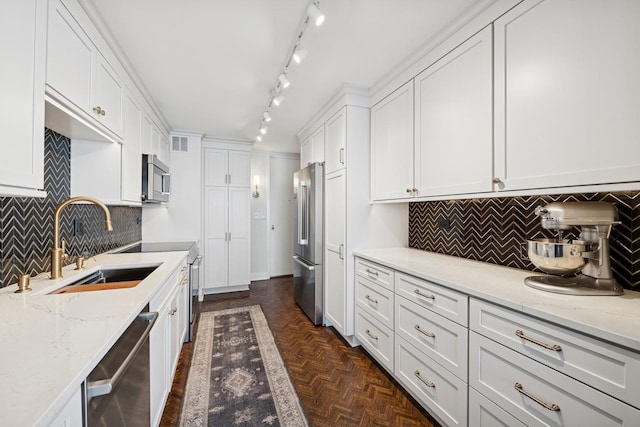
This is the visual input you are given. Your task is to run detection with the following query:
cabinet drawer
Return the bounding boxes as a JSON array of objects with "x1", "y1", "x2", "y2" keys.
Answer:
[
  {"x1": 395, "y1": 272, "x2": 468, "y2": 326},
  {"x1": 396, "y1": 336, "x2": 468, "y2": 427},
  {"x1": 396, "y1": 296, "x2": 468, "y2": 381},
  {"x1": 470, "y1": 332, "x2": 640, "y2": 427},
  {"x1": 469, "y1": 387, "x2": 525, "y2": 427},
  {"x1": 355, "y1": 258, "x2": 394, "y2": 291},
  {"x1": 470, "y1": 299, "x2": 640, "y2": 408},
  {"x1": 355, "y1": 308, "x2": 394, "y2": 373},
  {"x1": 355, "y1": 275, "x2": 394, "y2": 326}
]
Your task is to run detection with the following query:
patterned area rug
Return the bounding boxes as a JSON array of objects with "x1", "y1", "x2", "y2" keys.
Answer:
[{"x1": 180, "y1": 305, "x2": 309, "y2": 427}]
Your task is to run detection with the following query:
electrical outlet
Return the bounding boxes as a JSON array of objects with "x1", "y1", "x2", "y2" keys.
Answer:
[
  {"x1": 436, "y1": 217, "x2": 452, "y2": 231},
  {"x1": 73, "y1": 219, "x2": 85, "y2": 236}
]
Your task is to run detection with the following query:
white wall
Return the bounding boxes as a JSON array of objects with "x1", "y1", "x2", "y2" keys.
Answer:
[
  {"x1": 250, "y1": 151, "x2": 269, "y2": 280},
  {"x1": 142, "y1": 132, "x2": 203, "y2": 243}
]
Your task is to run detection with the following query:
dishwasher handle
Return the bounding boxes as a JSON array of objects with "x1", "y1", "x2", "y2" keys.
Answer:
[{"x1": 87, "y1": 311, "x2": 158, "y2": 400}]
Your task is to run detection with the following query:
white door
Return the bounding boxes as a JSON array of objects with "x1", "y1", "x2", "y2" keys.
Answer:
[
  {"x1": 269, "y1": 156, "x2": 299, "y2": 277},
  {"x1": 204, "y1": 186, "x2": 228, "y2": 289},
  {"x1": 371, "y1": 80, "x2": 415, "y2": 201},
  {"x1": 300, "y1": 139, "x2": 312, "y2": 168},
  {"x1": 228, "y1": 187, "x2": 250, "y2": 285},
  {"x1": 414, "y1": 25, "x2": 493, "y2": 197},
  {"x1": 93, "y1": 53, "x2": 123, "y2": 135},
  {"x1": 228, "y1": 151, "x2": 251, "y2": 187},
  {"x1": 324, "y1": 170, "x2": 346, "y2": 333},
  {"x1": 324, "y1": 108, "x2": 346, "y2": 174},
  {"x1": 203, "y1": 148, "x2": 227, "y2": 186},
  {"x1": 493, "y1": 0, "x2": 640, "y2": 191}
]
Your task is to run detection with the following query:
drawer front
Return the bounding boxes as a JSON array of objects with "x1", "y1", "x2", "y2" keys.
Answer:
[
  {"x1": 469, "y1": 387, "x2": 526, "y2": 427},
  {"x1": 356, "y1": 275, "x2": 394, "y2": 325},
  {"x1": 355, "y1": 257, "x2": 394, "y2": 291},
  {"x1": 470, "y1": 299, "x2": 640, "y2": 408},
  {"x1": 355, "y1": 308, "x2": 394, "y2": 372},
  {"x1": 470, "y1": 332, "x2": 640, "y2": 427},
  {"x1": 396, "y1": 336, "x2": 468, "y2": 427},
  {"x1": 396, "y1": 296, "x2": 468, "y2": 381},
  {"x1": 395, "y1": 272, "x2": 468, "y2": 325}
]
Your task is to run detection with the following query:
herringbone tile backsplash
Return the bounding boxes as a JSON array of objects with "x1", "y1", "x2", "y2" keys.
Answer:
[
  {"x1": 0, "y1": 129, "x2": 141, "y2": 288},
  {"x1": 409, "y1": 192, "x2": 640, "y2": 289}
]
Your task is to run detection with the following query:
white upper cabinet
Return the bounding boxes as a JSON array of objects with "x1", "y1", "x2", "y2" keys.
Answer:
[
  {"x1": 46, "y1": 0, "x2": 124, "y2": 141},
  {"x1": 493, "y1": 0, "x2": 640, "y2": 191},
  {"x1": 325, "y1": 108, "x2": 347, "y2": 174},
  {"x1": 121, "y1": 92, "x2": 142, "y2": 203},
  {"x1": 300, "y1": 138, "x2": 312, "y2": 168},
  {"x1": 204, "y1": 149, "x2": 251, "y2": 188},
  {"x1": 300, "y1": 125, "x2": 324, "y2": 168},
  {"x1": 0, "y1": 0, "x2": 46, "y2": 196},
  {"x1": 414, "y1": 25, "x2": 493, "y2": 197},
  {"x1": 370, "y1": 81, "x2": 415, "y2": 201}
]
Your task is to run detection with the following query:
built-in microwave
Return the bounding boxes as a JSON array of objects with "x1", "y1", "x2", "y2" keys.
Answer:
[{"x1": 141, "y1": 154, "x2": 170, "y2": 203}]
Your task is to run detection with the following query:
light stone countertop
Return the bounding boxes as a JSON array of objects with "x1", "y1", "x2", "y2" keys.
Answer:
[
  {"x1": 353, "y1": 247, "x2": 640, "y2": 352},
  {"x1": 0, "y1": 250, "x2": 189, "y2": 427}
]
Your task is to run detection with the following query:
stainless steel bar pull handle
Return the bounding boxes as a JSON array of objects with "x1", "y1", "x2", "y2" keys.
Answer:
[
  {"x1": 365, "y1": 294, "x2": 378, "y2": 304},
  {"x1": 339, "y1": 243, "x2": 344, "y2": 260},
  {"x1": 365, "y1": 268, "x2": 379, "y2": 277},
  {"x1": 414, "y1": 370, "x2": 435, "y2": 388},
  {"x1": 414, "y1": 289, "x2": 435, "y2": 300},
  {"x1": 515, "y1": 330, "x2": 562, "y2": 351},
  {"x1": 365, "y1": 329, "x2": 378, "y2": 341},
  {"x1": 414, "y1": 324, "x2": 435, "y2": 338},
  {"x1": 87, "y1": 312, "x2": 158, "y2": 399},
  {"x1": 514, "y1": 383, "x2": 560, "y2": 411},
  {"x1": 339, "y1": 147, "x2": 345, "y2": 164}
]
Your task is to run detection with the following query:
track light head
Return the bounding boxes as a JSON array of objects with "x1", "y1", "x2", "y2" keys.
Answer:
[
  {"x1": 259, "y1": 126, "x2": 267, "y2": 135},
  {"x1": 278, "y1": 74, "x2": 290, "y2": 89},
  {"x1": 256, "y1": 134, "x2": 263, "y2": 142},
  {"x1": 307, "y1": 3, "x2": 325, "y2": 26},
  {"x1": 263, "y1": 112, "x2": 272, "y2": 122},
  {"x1": 293, "y1": 47, "x2": 308, "y2": 64},
  {"x1": 273, "y1": 94, "x2": 284, "y2": 106}
]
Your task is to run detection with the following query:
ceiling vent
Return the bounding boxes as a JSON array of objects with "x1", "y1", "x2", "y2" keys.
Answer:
[{"x1": 171, "y1": 135, "x2": 188, "y2": 152}]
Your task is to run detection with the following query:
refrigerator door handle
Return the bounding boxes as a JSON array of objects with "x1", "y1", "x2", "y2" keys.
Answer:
[
  {"x1": 293, "y1": 255, "x2": 315, "y2": 271},
  {"x1": 298, "y1": 182, "x2": 309, "y2": 245}
]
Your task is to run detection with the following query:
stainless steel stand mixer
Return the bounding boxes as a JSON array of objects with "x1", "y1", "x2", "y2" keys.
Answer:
[{"x1": 525, "y1": 201, "x2": 623, "y2": 296}]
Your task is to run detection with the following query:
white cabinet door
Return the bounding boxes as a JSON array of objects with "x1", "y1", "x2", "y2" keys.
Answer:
[
  {"x1": 325, "y1": 108, "x2": 346, "y2": 174},
  {"x1": 228, "y1": 187, "x2": 251, "y2": 285},
  {"x1": 414, "y1": 25, "x2": 493, "y2": 197},
  {"x1": 204, "y1": 148, "x2": 227, "y2": 186},
  {"x1": 121, "y1": 93, "x2": 142, "y2": 203},
  {"x1": 168, "y1": 285, "x2": 183, "y2": 374},
  {"x1": 325, "y1": 170, "x2": 346, "y2": 334},
  {"x1": 47, "y1": 0, "x2": 93, "y2": 114},
  {"x1": 229, "y1": 151, "x2": 251, "y2": 187},
  {"x1": 300, "y1": 138, "x2": 312, "y2": 168},
  {"x1": 494, "y1": 0, "x2": 640, "y2": 191},
  {"x1": 371, "y1": 81, "x2": 415, "y2": 201},
  {"x1": 0, "y1": 0, "x2": 46, "y2": 194},
  {"x1": 311, "y1": 125, "x2": 325, "y2": 164},
  {"x1": 150, "y1": 301, "x2": 169, "y2": 427},
  {"x1": 93, "y1": 53, "x2": 123, "y2": 136},
  {"x1": 204, "y1": 187, "x2": 228, "y2": 289}
]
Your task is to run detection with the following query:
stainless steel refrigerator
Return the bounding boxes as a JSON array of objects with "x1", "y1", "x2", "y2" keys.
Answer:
[{"x1": 293, "y1": 162, "x2": 324, "y2": 325}]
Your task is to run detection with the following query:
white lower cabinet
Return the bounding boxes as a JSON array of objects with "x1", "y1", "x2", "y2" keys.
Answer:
[
  {"x1": 48, "y1": 387, "x2": 83, "y2": 427},
  {"x1": 355, "y1": 255, "x2": 640, "y2": 427},
  {"x1": 469, "y1": 387, "x2": 526, "y2": 427},
  {"x1": 470, "y1": 332, "x2": 640, "y2": 426},
  {"x1": 324, "y1": 169, "x2": 346, "y2": 334},
  {"x1": 149, "y1": 258, "x2": 187, "y2": 427},
  {"x1": 396, "y1": 336, "x2": 468, "y2": 427}
]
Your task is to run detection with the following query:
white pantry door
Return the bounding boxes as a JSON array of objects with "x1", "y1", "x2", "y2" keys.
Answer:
[{"x1": 269, "y1": 156, "x2": 299, "y2": 277}]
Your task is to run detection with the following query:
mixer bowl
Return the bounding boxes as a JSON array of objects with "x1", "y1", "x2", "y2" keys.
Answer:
[{"x1": 527, "y1": 238, "x2": 587, "y2": 275}]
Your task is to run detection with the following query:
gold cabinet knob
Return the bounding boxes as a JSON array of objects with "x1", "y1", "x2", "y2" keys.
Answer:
[{"x1": 492, "y1": 177, "x2": 502, "y2": 184}]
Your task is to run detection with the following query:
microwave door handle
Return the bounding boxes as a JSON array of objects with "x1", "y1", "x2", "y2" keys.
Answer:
[{"x1": 161, "y1": 173, "x2": 171, "y2": 195}]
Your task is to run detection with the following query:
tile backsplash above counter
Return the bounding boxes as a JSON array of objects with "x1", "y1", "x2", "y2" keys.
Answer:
[
  {"x1": 409, "y1": 192, "x2": 640, "y2": 290},
  {"x1": 0, "y1": 129, "x2": 141, "y2": 288}
]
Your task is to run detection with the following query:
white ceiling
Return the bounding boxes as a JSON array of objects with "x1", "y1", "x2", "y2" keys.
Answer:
[{"x1": 84, "y1": 0, "x2": 486, "y2": 153}]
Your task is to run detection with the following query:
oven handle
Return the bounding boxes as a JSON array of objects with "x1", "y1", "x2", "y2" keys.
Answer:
[{"x1": 86, "y1": 311, "x2": 158, "y2": 400}]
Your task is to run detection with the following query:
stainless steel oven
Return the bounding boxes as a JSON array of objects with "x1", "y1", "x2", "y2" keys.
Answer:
[{"x1": 141, "y1": 154, "x2": 170, "y2": 203}]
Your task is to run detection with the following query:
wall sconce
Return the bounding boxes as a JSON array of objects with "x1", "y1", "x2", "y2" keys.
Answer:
[{"x1": 252, "y1": 175, "x2": 261, "y2": 198}]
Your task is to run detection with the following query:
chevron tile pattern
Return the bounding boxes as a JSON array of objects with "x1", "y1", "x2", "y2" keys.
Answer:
[
  {"x1": 409, "y1": 192, "x2": 640, "y2": 289},
  {"x1": 0, "y1": 129, "x2": 141, "y2": 288}
]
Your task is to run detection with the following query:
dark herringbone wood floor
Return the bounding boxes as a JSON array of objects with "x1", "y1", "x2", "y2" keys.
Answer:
[{"x1": 160, "y1": 276, "x2": 439, "y2": 427}]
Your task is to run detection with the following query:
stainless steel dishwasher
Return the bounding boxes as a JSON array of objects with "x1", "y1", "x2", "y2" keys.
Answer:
[{"x1": 84, "y1": 305, "x2": 157, "y2": 426}]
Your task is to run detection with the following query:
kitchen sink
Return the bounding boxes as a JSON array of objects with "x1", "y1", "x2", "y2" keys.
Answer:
[{"x1": 49, "y1": 265, "x2": 159, "y2": 294}]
